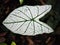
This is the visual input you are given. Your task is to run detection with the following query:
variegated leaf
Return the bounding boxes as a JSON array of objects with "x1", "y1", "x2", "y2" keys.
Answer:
[{"x1": 3, "y1": 5, "x2": 54, "y2": 36}]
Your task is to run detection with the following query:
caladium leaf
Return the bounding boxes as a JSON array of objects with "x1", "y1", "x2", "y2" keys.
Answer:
[{"x1": 2, "y1": 5, "x2": 54, "y2": 36}]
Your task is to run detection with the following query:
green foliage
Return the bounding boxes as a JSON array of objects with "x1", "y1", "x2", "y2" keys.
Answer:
[
  {"x1": 0, "y1": 43, "x2": 7, "y2": 45},
  {"x1": 46, "y1": 0, "x2": 56, "y2": 5},
  {"x1": 11, "y1": 41, "x2": 16, "y2": 45},
  {"x1": 19, "y1": 0, "x2": 24, "y2": 5}
]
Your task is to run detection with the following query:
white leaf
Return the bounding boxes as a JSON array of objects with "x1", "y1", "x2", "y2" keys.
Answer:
[{"x1": 2, "y1": 5, "x2": 54, "y2": 36}]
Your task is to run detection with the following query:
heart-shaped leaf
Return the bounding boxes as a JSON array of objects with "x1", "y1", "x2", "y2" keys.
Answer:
[{"x1": 3, "y1": 5, "x2": 54, "y2": 36}]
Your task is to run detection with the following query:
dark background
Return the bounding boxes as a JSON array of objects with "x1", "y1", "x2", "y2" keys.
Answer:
[{"x1": 0, "y1": 0, "x2": 60, "y2": 45}]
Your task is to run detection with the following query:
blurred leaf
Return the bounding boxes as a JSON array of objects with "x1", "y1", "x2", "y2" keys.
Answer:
[
  {"x1": 12, "y1": 36, "x2": 16, "y2": 40},
  {"x1": 19, "y1": 0, "x2": 24, "y2": 5},
  {"x1": 0, "y1": 43, "x2": 7, "y2": 45},
  {"x1": 0, "y1": 32, "x2": 7, "y2": 37},
  {"x1": 0, "y1": 37, "x2": 6, "y2": 42},
  {"x1": 11, "y1": 41, "x2": 16, "y2": 45},
  {"x1": 46, "y1": 0, "x2": 56, "y2": 5}
]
